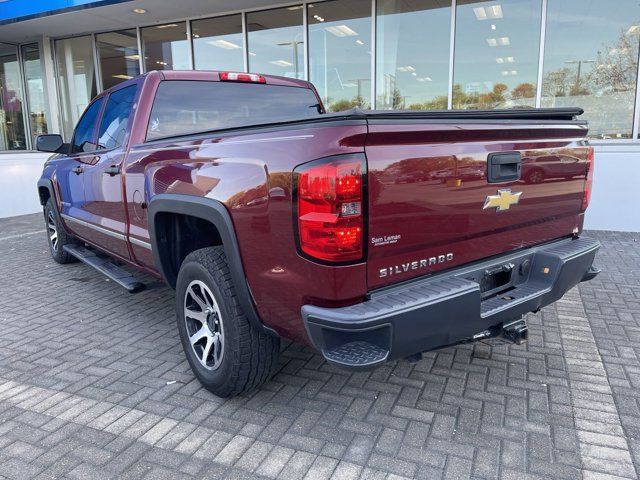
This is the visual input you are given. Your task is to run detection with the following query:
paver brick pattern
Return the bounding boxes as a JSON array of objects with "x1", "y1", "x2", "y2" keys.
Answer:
[{"x1": 0, "y1": 213, "x2": 638, "y2": 479}]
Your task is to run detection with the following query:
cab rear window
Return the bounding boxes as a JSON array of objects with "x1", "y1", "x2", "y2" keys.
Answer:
[{"x1": 146, "y1": 80, "x2": 322, "y2": 141}]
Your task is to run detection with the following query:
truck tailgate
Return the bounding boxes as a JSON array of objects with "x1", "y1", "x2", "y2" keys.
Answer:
[{"x1": 365, "y1": 111, "x2": 589, "y2": 289}]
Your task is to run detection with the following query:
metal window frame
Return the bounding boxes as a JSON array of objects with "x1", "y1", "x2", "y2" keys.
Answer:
[
  {"x1": 242, "y1": 11, "x2": 249, "y2": 72},
  {"x1": 447, "y1": 0, "x2": 457, "y2": 110},
  {"x1": 91, "y1": 33, "x2": 103, "y2": 93},
  {"x1": 186, "y1": 20, "x2": 195, "y2": 70},
  {"x1": 14, "y1": 43, "x2": 33, "y2": 150},
  {"x1": 534, "y1": 0, "x2": 547, "y2": 108},
  {"x1": 370, "y1": 0, "x2": 376, "y2": 109}
]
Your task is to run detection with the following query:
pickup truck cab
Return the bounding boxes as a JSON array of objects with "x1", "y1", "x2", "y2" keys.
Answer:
[{"x1": 37, "y1": 70, "x2": 599, "y2": 397}]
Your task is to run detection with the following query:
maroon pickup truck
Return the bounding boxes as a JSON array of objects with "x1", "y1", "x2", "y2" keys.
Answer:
[{"x1": 37, "y1": 70, "x2": 599, "y2": 397}]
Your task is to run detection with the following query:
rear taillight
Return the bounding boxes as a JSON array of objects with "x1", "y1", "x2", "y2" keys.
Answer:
[
  {"x1": 582, "y1": 146, "x2": 594, "y2": 211},
  {"x1": 294, "y1": 155, "x2": 365, "y2": 262},
  {"x1": 219, "y1": 71, "x2": 266, "y2": 83}
]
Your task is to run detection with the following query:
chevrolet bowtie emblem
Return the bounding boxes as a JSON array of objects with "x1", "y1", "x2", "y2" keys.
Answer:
[{"x1": 483, "y1": 189, "x2": 522, "y2": 212}]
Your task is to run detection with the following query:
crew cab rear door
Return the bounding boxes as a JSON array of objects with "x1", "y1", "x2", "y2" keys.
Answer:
[
  {"x1": 365, "y1": 112, "x2": 590, "y2": 290},
  {"x1": 78, "y1": 81, "x2": 140, "y2": 260}
]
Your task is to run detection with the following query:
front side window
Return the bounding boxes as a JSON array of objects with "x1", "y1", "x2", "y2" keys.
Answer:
[
  {"x1": 541, "y1": 0, "x2": 640, "y2": 139},
  {"x1": 453, "y1": 0, "x2": 542, "y2": 109},
  {"x1": 97, "y1": 84, "x2": 137, "y2": 150},
  {"x1": 146, "y1": 80, "x2": 321, "y2": 141},
  {"x1": 71, "y1": 98, "x2": 104, "y2": 154}
]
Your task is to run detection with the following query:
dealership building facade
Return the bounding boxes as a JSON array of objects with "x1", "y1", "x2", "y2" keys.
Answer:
[{"x1": 0, "y1": 0, "x2": 638, "y2": 231}]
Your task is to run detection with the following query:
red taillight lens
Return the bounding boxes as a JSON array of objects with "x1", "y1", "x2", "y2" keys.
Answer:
[
  {"x1": 295, "y1": 156, "x2": 365, "y2": 262},
  {"x1": 582, "y1": 146, "x2": 594, "y2": 211},
  {"x1": 219, "y1": 72, "x2": 266, "y2": 83}
]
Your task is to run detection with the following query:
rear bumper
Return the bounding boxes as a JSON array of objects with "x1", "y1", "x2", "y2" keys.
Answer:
[{"x1": 302, "y1": 236, "x2": 600, "y2": 369}]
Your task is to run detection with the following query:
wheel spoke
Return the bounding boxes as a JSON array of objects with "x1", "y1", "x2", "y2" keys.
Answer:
[
  {"x1": 200, "y1": 336, "x2": 213, "y2": 364},
  {"x1": 185, "y1": 308, "x2": 207, "y2": 323},
  {"x1": 189, "y1": 326, "x2": 209, "y2": 346},
  {"x1": 188, "y1": 285, "x2": 208, "y2": 312}
]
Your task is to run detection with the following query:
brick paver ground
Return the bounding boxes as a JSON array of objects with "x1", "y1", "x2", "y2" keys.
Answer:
[{"x1": 0, "y1": 213, "x2": 638, "y2": 480}]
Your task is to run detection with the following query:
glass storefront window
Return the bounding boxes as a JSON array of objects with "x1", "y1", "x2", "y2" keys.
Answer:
[
  {"x1": 0, "y1": 43, "x2": 26, "y2": 150},
  {"x1": 141, "y1": 22, "x2": 190, "y2": 72},
  {"x1": 309, "y1": 0, "x2": 372, "y2": 111},
  {"x1": 453, "y1": 0, "x2": 542, "y2": 109},
  {"x1": 55, "y1": 36, "x2": 98, "y2": 141},
  {"x1": 97, "y1": 30, "x2": 141, "y2": 89},
  {"x1": 376, "y1": 0, "x2": 451, "y2": 110},
  {"x1": 21, "y1": 44, "x2": 48, "y2": 144},
  {"x1": 541, "y1": 0, "x2": 640, "y2": 139},
  {"x1": 247, "y1": 7, "x2": 304, "y2": 79},
  {"x1": 192, "y1": 15, "x2": 244, "y2": 71}
]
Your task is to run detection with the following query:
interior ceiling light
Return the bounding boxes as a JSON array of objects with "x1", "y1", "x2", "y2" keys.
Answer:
[
  {"x1": 487, "y1": 36, "x2": 510, "y2": 47},
  {"x1": 325, "y1": 25, "x2": 358, "y2": 37},
  {"x1": 209, "y1": 39, "x2": 241, "y2": 49},
  {"x1": 474, "y1": 5, "x2": 503, "y2": 21},
  {"x1": 112, "y1": 74, "x2": 133, "y2": 79},
  {"x1": 496, "y1": 57, "x2": 504, "y2": 63},
  {"x1": 314, "y1": 15, "x2": 325, "y2": 22},
  {"x1": 270, "y1": 60, "x2": 293, "y2": 67},
  {"x1": 397, "y1": 65, "x2": 415, "y2": 72},
  {"x1": 416, "y1": 77, "x2": 432, "y2": 82},
  {"x1": 157, "y1": 24, "x2": 178, "y2": 29},
  {"x1": 355, "y1": 39, "x2": 364, "y2": 45},
  {"x1": 132, "y1": 8, "x2": 147, "y2": 14}
]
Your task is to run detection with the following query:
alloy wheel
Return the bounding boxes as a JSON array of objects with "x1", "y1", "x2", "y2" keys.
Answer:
[
  {"x1": 184, "y1": 279, "x2": 225, "y2": 370},
  {"x1": 47, "y1": 210, "x2": 58, "y2": 251}
]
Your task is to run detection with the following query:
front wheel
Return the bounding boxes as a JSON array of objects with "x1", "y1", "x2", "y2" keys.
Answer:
[
  {"x1": 44, "y1": 198, "x2": 77, "y2": 264},
  {"x1": 175, "y1": 247, "x2": 280, "y2": 397}
]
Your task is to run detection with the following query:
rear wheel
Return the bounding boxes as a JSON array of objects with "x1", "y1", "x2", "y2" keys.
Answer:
[
  {"x1": 175, "y1": 246, "x2": 280, "y2": 397},
  {"x1": 44, "y1": 198, "x2": 77, "y2": 264},
  {"x1": 525, "y1": 168, "x2": 545, "y2": 184}
]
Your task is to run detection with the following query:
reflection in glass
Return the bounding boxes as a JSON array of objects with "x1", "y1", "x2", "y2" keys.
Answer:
[
  {"x1": 247, "y1": 7, "x2": 304, "y2": 79},
  {"x1": 542, "y1": 0, "x2": 640, "y2": 139},
  {"x1": 309, "y1": 0, "x2": 372, "y2": 111},
  {"x1": 141, "y1": 22, "x2": 190, "y2": 72},
  {"x1": 192, "y1": 15, "x2": 244, "y2": 71},
  {"x1": 453, "y1": 0, "x2": 542, "y2": 109},
  {"x1": 22, "y1": 44, "x2": 48, "y2": 146},
  {"x1": 0, "y1": 43, "x2": 26, "y2": 150},
  {"x1": 376, "y1": 0, "x2": 451, "y2": 110},
  {"x1": 54, "y1": 36, "x2": 97, "y2": 140},
  {"x1": 97, "y1": 30, "x2": 141, "y2": 89}
]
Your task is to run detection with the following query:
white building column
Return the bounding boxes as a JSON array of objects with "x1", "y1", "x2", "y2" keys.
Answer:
[{"x1": 40, "y1": 36, "x2": 61, "y2": 136}]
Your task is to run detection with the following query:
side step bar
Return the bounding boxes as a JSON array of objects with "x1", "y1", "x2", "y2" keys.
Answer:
[{"x1": 63, "y1": 244, "x2": 146, "y2": 293}]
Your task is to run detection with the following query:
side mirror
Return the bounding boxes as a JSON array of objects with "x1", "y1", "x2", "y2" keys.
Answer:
[{"x1": 36, "y1": 134, "x2": 65, "y2": 153}]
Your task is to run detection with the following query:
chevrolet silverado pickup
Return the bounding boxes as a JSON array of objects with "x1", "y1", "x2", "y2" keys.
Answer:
[{"x1": 37, "y1": 70, "x2": 599, "y2": 397}]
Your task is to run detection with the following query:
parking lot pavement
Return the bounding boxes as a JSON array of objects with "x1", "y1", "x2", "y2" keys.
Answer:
[{"x1": 0, "y1": 213, "x2": 638, "y2": 480}]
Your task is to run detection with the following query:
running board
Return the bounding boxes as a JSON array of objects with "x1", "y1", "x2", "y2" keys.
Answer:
[{"x1": 63, "y1": 244, "x2": 146, "y2": 293}]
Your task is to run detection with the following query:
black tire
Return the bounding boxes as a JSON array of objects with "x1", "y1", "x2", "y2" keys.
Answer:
[
  {"x1": 175, "y1": 246, "x2": 280, "y2": 397},
  {"x1": 44, "y1": 198, "x2": 77, "y2": 264}
]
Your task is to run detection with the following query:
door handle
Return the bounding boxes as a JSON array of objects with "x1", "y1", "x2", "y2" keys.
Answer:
[
  {"x1": 104, "y1": 165, "x2": 121, "y2": 176},
  {"x1": 72, "y1": 165, "x2": 83, "y2": 175},
  {"x1": 487, "y1": 152, "x2": 521, "y2": 183}
]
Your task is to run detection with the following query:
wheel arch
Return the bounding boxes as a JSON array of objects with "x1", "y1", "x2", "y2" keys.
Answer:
[
  {"x1": 147, "y1": 193, "x2": 276, "y2": 336},
  {"x1": 37, "y1": 178, "x2": 55, "y2": 207}
]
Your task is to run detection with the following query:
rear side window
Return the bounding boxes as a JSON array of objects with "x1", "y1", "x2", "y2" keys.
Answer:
[
  {"x1": 146, "y1": 80, "x2": 322, "y2": 141},
  {"x1": 71, "y1": 98, "x2": 104, "y2": 154},
  {"x1": 97, "y1": 84, "x2": 137, "y2": 150}
]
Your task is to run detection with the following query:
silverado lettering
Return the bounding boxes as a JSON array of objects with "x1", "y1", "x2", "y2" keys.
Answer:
[{"x1": 36, "y1": 70, "x2": 600, "y2": 397}]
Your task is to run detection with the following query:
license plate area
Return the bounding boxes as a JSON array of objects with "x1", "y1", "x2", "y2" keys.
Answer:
[{"x1": 479, "y1": 263, "x2": 515, "y2": 299}]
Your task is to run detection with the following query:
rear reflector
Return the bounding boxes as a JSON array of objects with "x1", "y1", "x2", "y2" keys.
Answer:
[
  {"x1": 582, "y1": 146, "x2": 594, "y2": 211},
  {"x1": 294, "y1": 155, "x2": 365, "y2": 263},
  {"x1": 219, "y1": 72, "x2": 266, "y2": 83}
]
